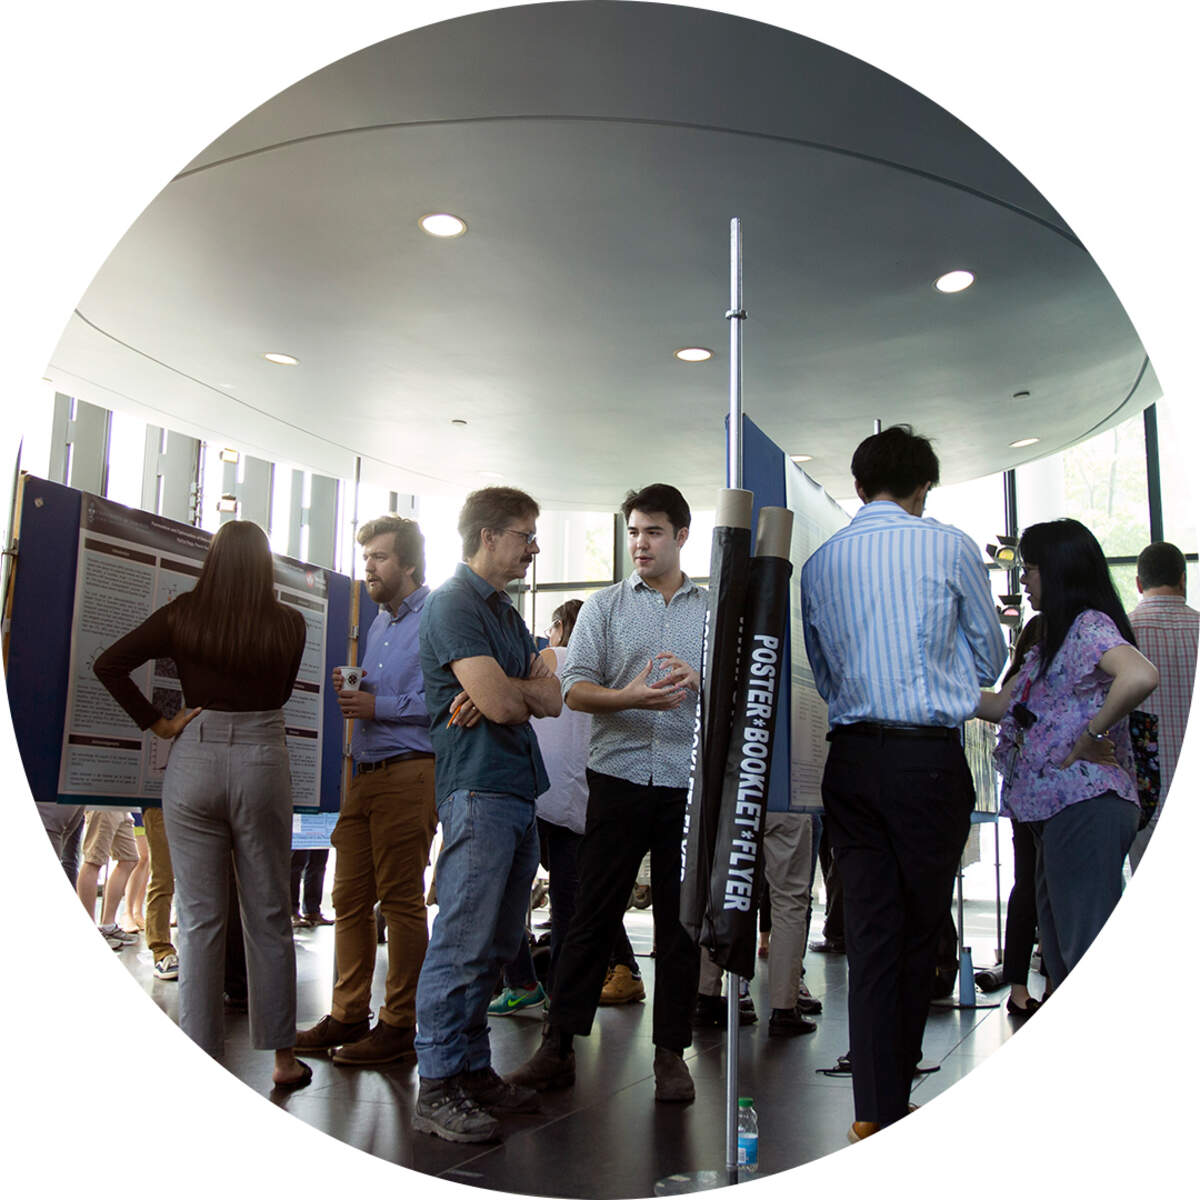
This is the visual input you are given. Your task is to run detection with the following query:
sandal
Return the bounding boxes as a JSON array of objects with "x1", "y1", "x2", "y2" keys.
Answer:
[{"x1": 273, "y1": 1060, "x2": 313, "y2": 1091}]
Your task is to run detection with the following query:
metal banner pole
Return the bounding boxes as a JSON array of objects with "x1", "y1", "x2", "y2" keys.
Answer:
[{"x1": 724, "y1": 217, "x2": 746, "y2": 1178}]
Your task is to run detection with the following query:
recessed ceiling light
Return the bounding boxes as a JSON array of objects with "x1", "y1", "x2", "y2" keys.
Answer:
[
  {"x1": 674, "y1": 347, "x2": 712, "y2": 363},
  {"x1": 419, "y1": 212, "x2": 467, "y2": 238},
  {"x1": 263, "y1": 352, "x2": 299, "y2": 365},
  {"x1": 934, "y1": 270, "x2": 975, "y2": 293},
  {"x1": 790, "y1": 454, "x2": 813, "y2": 463},
  {"x1": 1010, "y1": 437, "x2": 1040, "y2": 449}
]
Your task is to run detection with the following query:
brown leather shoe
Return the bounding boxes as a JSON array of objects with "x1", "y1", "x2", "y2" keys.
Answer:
[
  {"x1": 295, "y1": 1013, "x2": 371, "y2": 1053},
  {"x1": 848, "y1": 1121, "x2": 880, "y2": 1143},
  {"x1": 653, "y1": 1047, "x2": 695, "y2": 1103},
  {"x1": 598, "y1": 964, "x2": 645, "y2": 1005},
  {"x1": 331, "y1": 1020, "x2": 415, "y2": 1066}
]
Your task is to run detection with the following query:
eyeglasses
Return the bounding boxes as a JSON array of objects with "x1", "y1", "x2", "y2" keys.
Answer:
[{"x1": 498, "y1": 527, "x2": 539, "y2": 546}]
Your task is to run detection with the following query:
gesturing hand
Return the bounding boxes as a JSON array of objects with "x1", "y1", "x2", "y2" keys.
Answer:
[
  {"x1": 622, "y1": 658, "x2": 687, "y2": 711},
  {"x1": 653, "y1": 651, "x2": 700, "y2": 693},
  {"x1": 151, "y1": 707, "x2": 204, "y2": 741}
]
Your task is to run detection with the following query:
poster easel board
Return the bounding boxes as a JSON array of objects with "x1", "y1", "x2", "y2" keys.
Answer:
[{"x1": 5, "y1": 475, "x2": 350, "y2": 813}]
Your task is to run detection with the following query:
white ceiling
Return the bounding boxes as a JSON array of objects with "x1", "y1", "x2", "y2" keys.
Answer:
[{"x1": 45, "y1": 1, "x2": 1156, "y2": 510}]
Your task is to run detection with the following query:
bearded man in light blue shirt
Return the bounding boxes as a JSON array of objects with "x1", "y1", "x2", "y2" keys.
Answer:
[{"x1": 801, "y1": 425, "x2": 1006, "y2": 1144}]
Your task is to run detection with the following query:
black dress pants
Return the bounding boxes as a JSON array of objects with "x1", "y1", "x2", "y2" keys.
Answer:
[
  {"x1": 549, "y1": 770, "x2": 700, "y2": 1053},
  {"x1": 289, "y1": 848, "x2": 330, "y2": 917},
  {"x1": 1001, "y1": 818, "x2": 1038, "y2": 986},
  {"x1": 817, "y1": 824, "x2": 844, "y2": 942},
  {"x1": 822, "y1": 728, "x2": 973, "y2": 1127}
]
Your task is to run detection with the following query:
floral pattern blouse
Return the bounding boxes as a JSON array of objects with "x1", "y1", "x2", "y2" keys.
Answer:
[{"x1": 995, "y1": 610, "x2": 1139, "y2": 822}]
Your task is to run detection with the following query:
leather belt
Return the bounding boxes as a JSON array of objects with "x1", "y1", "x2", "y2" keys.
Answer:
[
  {"x1": 356, "y1": 751, "x2": 435, "y2": 774},
  {"x1": 829, "y1": 722, "x2": 959, "y2": 742}
]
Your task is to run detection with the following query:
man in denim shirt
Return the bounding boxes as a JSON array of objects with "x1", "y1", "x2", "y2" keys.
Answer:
[
  {"x1": 413, "y1": 486, "x2": 562, "y2": 1143},
  {"x1": 295, "y1": 516, "x2": 437, "y2": 1068}
]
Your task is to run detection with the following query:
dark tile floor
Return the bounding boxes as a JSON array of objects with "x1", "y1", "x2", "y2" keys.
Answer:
[{"x1": 117, "y1": 899, "x2": 1036, "y2": 1197}]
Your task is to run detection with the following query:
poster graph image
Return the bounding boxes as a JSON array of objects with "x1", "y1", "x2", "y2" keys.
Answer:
[{"x1": 56, "y1": 494, "x2": 329, "y2": 807}]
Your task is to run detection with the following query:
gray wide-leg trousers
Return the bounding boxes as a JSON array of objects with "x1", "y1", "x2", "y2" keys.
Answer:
[{"x1": 162, "y1": 710, "x2": 296, "y2": 1057}]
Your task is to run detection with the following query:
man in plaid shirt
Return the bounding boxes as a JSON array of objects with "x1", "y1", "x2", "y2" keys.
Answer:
[{"x1": 1127, "y1": 541, "x2": 1199, "y2": 871}]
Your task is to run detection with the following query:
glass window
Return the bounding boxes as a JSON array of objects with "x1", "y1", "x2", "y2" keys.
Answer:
[
  {"x1": 1108, "y1": 562, "x2": 1141, "y2": 613},
  {"x1": 532, "y1": 587, "x2": 605, "y2": 644},
  {"x1": 679, "y1": 509, "x2": 715, "y2": 581},
  {"x1": 338, "y1": 482, "x2": 396, "y2": 576},
  {"x1": 1016, "y1": 414, "x2": 1150, "y2": 557},
  {"x1": 1155, "y1": 399, "x2": 1199, "y2": 556},
  {"x1": 534, "y1": 511, "x2": 615, "y2": 584},
  {"x1": 104, "y1": 410, "x2": 146, "y2": 510},
  {"x1": 417, "y1": 492, "x2": 468, "y2": 591},
  {"x1": 923, "y1": 472, "x2": 1007, "y2": 563},
  {"x1": 198, "y1": 443, "x2": 227, "y2": 533}
]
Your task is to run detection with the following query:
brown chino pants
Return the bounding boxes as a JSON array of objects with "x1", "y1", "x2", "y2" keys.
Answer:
[
  {"x1": 143, "y1": 807, "x2": 177, "y2": 962},
  {"x1": 329, "y1": 756, "x2": 438, "y2": 1029}
]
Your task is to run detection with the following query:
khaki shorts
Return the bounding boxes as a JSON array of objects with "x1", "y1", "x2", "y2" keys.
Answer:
[{"x1": 81, "y1": 809, "x2": 138, "y2": 866}]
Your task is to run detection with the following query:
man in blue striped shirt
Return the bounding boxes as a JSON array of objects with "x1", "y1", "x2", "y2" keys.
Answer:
[{"x1": 800, "y1": 425, "x2": 1006, "y2": 1144}]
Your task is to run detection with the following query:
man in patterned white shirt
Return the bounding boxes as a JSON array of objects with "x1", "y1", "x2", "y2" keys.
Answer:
[
  {"x1": 801, "y1": 425, "x2": 1006, "y2": 1144},
  {"x1": 1127, "y1": 541, "x2": 1198, "y2": 871},
  {"x1": 507, "y1": 483, "x2": 706, "y2": 1103}
]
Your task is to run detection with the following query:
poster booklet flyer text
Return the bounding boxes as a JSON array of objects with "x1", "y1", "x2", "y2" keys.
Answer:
[{"x1": 56, "y1": 494, "x2": 328, "y2": 807}]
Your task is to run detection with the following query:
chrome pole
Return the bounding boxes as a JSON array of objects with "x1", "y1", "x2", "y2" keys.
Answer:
[{"x1": 724, "y1": 216, "x2": 746, "y2": 1176}]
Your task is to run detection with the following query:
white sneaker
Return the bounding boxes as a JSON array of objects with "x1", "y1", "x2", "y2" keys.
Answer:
[{"x1": 154, "y1": 953, "x2": 180, "y2": 981}]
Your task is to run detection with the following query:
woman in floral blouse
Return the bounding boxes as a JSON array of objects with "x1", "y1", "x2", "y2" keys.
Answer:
[{"x1": 975, "y1": 519, "x2": 1157, "y2": 989}]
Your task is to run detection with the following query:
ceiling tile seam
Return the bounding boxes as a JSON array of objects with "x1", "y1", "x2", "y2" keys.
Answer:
[{"x1": 177, "y1": 113, "x2": 1081, "y2": 249}]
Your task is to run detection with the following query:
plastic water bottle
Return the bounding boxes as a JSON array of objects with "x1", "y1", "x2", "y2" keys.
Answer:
[{"x1": 737, "y1": 1097, "x2": 758, "y2": 1173}]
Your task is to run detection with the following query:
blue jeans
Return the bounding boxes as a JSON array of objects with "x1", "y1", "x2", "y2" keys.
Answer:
[{"x1": 415, "y1": 789, "x2": 540, "y2": 1079}]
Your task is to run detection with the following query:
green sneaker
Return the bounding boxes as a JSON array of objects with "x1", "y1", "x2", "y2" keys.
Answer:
[{"x1": 487, "y1": 983, "x2": 547, "y2": 1016}]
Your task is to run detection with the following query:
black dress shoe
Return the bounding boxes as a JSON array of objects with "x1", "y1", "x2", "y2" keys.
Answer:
[
  {"x1": 809, "y1": 939, "x2": 846, "y2": 954},
  {"x1": 768, "y1": 1007, "x2": 817, "y2": 1037},
  {"x1": 1006, "y1": 995, "x2": 1041, "y2": 1019}
]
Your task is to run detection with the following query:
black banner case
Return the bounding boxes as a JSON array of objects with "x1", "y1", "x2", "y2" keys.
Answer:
[
  {"x1": 680, "y1": 489, "x2": 753, "y2": 947},
  {"x1": 702, "y1": 506, "x2": 794, "y2": 980}
]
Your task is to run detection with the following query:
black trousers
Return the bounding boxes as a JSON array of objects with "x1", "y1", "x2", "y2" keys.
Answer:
[
  {"x1": 549, "y1": 770, "x2": 700, "y2": 1053},
  {"x1": 1002, "y1": 819, "x2": 1038, "y2": 986},
  {"x1": 817, "y1": 823, "x2": 844, "y2": 941},
  {"x1": 289, "y1": 848, "x2": 330, "y2": 917},
  {"x1": 822, "y1": 729, "x2": 973, "y2": 1127}
]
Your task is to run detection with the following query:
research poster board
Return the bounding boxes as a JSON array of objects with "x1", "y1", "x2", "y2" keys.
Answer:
[
  {"x1": 740, "y1": 414, "x2": 849, "y2": 814},
  {"x1": 55, "y1": 494, "x2": 329, "y2": 806},
  {"x1": 6, "y1": 476, "x2": 349, "y2": 813},
  {"x1": 783, "y1": 454, "x2": 852, "y2": 809}
]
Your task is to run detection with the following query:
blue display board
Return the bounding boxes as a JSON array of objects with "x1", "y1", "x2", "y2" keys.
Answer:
[{"x1": 6, "y1": 476, "x2": 351, "y2": 813}]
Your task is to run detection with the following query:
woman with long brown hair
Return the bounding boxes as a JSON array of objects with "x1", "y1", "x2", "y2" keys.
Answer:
[{"x1": 95, "y1": 520, "x2": 310, "y2": 1088}]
